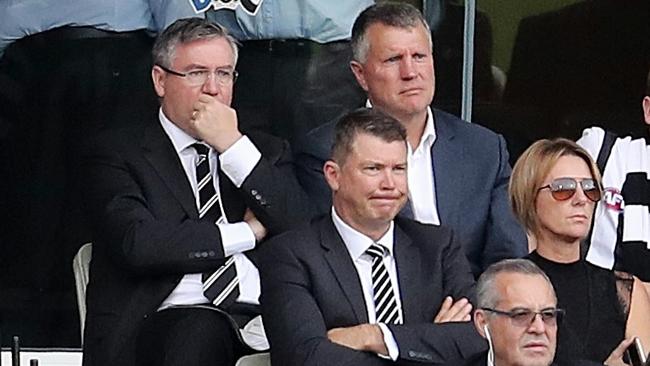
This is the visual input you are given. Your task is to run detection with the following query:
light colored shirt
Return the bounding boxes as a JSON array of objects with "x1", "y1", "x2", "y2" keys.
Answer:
[
  {"x1": 198, "y1": 0, "x2": 375, "y2": 42},
  {"x1": 578, "y1": 126, "x2": 650, "y2": 270},
  {"x1": 0, "y1": 0, "x2": 155, "y2": 57},
  {"x1": 149, "y1": 0, "x2": 199, "y2": 32},
  {"x1": 331, "y1": 208, "x2": 401, "y2": 361},
  {"x1": 365, "y1": 101, "x2": 441, "y2": 224},
  {"x1": 407, "y1": 107, "x2": 440, "y2": 225},
  {"x1": 157, "y1": 109, "x2": 262, "y2": 309}
]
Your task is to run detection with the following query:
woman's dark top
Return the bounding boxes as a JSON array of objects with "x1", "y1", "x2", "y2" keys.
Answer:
[{"x1": 527, "y1": 251, "x2": 632, "y2": 364}]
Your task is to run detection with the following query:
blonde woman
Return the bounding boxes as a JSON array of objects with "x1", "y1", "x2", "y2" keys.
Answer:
[{"x1": 509, "y1": 138, "x2": 650, "y2": 365}]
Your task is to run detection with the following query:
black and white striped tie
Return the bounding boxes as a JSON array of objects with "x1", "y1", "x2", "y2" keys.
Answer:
[
  {"x1": 192, "y1": 143, "x2": 239, "y2": 309},
  {"x1": 366, "y1": 243, "x2": 402, "y2": 324}
]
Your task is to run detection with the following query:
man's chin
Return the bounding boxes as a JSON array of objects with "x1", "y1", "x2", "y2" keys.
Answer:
[
  {"x1": 519, "y1": 349, "x2": 553, "y2": 366},
  {"x1": 369, "y1": 207, "x2": 401, "y2": 222}
]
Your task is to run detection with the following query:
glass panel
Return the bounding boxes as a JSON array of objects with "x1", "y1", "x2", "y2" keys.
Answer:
[{"x1": 476, "y1": 0, "x2": 649, "y2": 164}]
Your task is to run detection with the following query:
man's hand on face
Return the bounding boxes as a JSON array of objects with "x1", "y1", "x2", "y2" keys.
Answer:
[
  {"x1": 190, "y1": 94, "x2": 242, "y2": 153},
  {"x1": 433, "y1": 296, "x2": 472, "y2": 323},
  {"x1": 327, "y1": 324, "x2": 388, "y2": 356}
]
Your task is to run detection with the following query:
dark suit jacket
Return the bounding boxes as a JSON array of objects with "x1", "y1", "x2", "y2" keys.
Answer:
[
  {"x1": 259, "y1": 215, "x2": 487, "y2": 366},
  {"x1": 80, "y1": 113, "x2": 313, "y2": 366},
  {"x1": 294, "y1": 108, "x2": 527, "y2": 277}
]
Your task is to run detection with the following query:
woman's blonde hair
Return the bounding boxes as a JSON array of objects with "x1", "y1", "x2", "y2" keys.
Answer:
[{"x1": 509, "y1": 138, "x2": 602, "y2": 236}]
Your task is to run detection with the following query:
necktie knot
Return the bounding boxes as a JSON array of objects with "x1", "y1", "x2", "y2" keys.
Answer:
[
  {"x1": 366, "y1": 243, "x2": 386, "y2": 260},
  {"x1": 192, "y1": 142, "x2": 210, "y2": 157}
]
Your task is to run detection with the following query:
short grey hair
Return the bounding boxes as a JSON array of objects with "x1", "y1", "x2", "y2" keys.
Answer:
[
  {"x1": 351, "y1": 2, "x2": 432, "y2": 63},
  {"x1": 476, "y1": 259, "x2": 555, "y2": 309},
  {"x1": 152, "y1": 18, "x2": 239, "y2": 69}
]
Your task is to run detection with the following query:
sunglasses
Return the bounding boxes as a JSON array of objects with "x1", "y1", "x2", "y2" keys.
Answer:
[{"x1": 538, "y1": 177, "x2": 601, "y2": 202}]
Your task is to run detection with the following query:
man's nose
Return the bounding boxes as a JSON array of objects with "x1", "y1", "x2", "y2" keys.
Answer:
[
  {"x1": 527, "y1": 313, "x2": 547, "y2": 334},
  {"x1": 380, "y1": 170, "x2": 396, "y2": 189},
  {"x1": 201, "y1": 72, "x2": 220, "y2": 95},
  {"x1": 400, "y1": 57, "x2": 417, "y2": 79}
]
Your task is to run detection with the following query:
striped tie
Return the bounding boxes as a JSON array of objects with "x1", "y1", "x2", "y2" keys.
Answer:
[
  {"x1": 366, "y1": 243, "x2": 402, "y2": 325},
  {"x1": 192, "y1": 143, "x2": 239, "y2": 309}
]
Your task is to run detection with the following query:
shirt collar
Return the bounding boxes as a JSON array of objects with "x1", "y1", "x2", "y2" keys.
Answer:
[
  {"x1": 411, "y1": 107, "x2": 436, "y2": 153},
  {"x1": 363, "y1": 101, "x2": 436, "y2": 152},
  {"x1": 331, "y1": 207, "x2": 395, "y2": 260},
  {"x1": 158, "y1": 108, "x2": 200, "y2": 154}
]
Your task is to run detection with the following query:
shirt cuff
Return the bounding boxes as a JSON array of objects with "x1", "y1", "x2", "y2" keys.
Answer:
[
  {"x1": 232, "y1": 253, "x2": 261, "y2": 305},
  {"x1": 217, "y1": 221, "x2": 256, "y2": 257},
  {"x1": 377, "y1": 323, "x2": 399, "y2": 361},
  {"x1": 219, "y1": 135, "x2": 262, "y2": 188}
]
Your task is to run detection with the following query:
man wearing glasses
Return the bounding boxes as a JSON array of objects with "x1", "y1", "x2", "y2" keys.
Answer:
[
  {"x1": 81, "y1": 18, "x2": 311, "y2": 366},
  {"x1": 447, "y1": 259, "x2": 563, "y2": 366}
]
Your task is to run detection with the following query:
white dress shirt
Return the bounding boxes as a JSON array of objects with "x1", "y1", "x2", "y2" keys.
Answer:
[
  {"x1": 407, "y1": 107, "x2": 440, "y2": 225},
  {"x1": 157, "y1": 109, "x2": 262, "y2": 309},
  {"x1": 331, "y1": 208, "x2": 402, "y2": 360}
]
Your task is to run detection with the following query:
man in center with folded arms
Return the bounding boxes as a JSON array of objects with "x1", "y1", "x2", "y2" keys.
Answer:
[{"x1": 260, "y1": 108, "x2": 485, "y2": 365}]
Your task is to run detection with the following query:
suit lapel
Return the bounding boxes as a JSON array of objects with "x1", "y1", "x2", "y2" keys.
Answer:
[
  {"x1": 393, "y1": 223, "x2": 421, "y2": 323},
  {"x1": 142, "y1": 122, "x2": 198, "y2": 218},
  {"x1": 320, "y1": 218, "x2": 369, "y2": 323},
  {"x1": 431, "y1": 109, "x2": 463, "y2": 226}
]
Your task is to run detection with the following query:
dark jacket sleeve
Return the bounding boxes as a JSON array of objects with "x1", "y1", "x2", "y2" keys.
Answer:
[
  {"x1": 81, "y1": 127, "x2": 312, "y2": 275},
  {"x1": 481, "y1": 133, "x2": 528, "y2": 271},
  {"x1": 259, "y1": 231, "x2": 391, "y2": 366},
  {"x1": 293, "y1": 121, "x2": 336, "y2": 215}
]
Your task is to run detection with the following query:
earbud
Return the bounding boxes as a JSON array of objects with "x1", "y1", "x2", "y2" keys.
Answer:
[
  {"x1": 484, "y1": 324, "x2": 495, "y2": 366},
  {"x1": 483, "y1": 324, "x2": 491, "y2": 338}
]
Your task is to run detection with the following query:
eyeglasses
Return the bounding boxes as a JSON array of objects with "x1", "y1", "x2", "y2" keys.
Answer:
[
  {"x1": 481, "y1": 307, "x2": 565, "y2": 327},
  {"x1": 157, "y1": 64, "x2": 238, "y2": 86},
  {"x1": 538, "y1": 177, "x2": 601, "y2": 202}
]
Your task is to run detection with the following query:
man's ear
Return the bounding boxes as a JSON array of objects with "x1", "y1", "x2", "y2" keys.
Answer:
[
  {"x1": 350, "y1": 61, "x2": 369, "y2": 92},
  {"x1": 642, "y1": 96, "x2": 650, "y2": 125},
  {"x1": 323, "y1": 160, "x2": 341, "y2": 192},
  {"x1": 152, "y1": 65, "x2": 167, "y2": 98},
  {"x1": 474, "y1": 310, "x2": 487, "y2": 338}
]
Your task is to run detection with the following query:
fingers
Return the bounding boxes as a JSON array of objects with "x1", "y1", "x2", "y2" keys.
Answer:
[
  {"x1": 446, "y1": 298, "x2": 472, "y2": 322},
  {"x1": 327, "y1": 324, "x2": 387, "y2": 355},
  {"x1": 327, "y1": 326, "x2": 363, "y2": 350},
  {"x1": 434, "y1": 297, "x2": 472, "y2": 323},
  {"x1": 434, "y1": 296, "x2": 453, "y2": 323},
  {"x1": 604, "y1": 337, "x2": 635, "y2": 366},
  {"x1": 244, "y1": 208, "x2": 267, "y2": 242},
  {"x1": 189, "y1": 96, "x2": 240, "y2": 152},
  {"x1": 191, "y1": 94, "x2": 226, "y2": 120},
  {"x1": 198, "y1": 93, "x2": 221, "y2": 104}
]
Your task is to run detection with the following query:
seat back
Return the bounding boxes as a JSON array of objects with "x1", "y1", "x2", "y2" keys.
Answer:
[
  {"x1": 72, "y1": 243, "x2": 92, "y2": 342},
  {"x1": 235, "y1": 353, "x2": 271, "y2": 366}
]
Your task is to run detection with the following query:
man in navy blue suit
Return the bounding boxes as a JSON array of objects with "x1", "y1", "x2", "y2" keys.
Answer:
[{"x1": 294, "y1": 2, "x2": 527, "y2": 278}]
